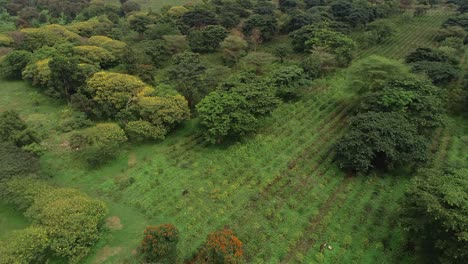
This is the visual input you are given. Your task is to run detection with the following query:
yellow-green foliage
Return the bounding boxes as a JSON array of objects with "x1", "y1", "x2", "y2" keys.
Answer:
[
  {"x1": 66, "y1": 16, "x2": 113, "y2": 37},
  {"x1": 125, "y1": 120, "x2": 166, "y2": 141},
  {"x1": 87, "y1": 71, "x2": 154, "y2": 114},
  {"x1": 137, "y1": 95, "x2": 190, "y2": 127},
  {"x1": 73, "y1": 45, "x2": 116, "y2": 66},
  {"x1": 85, "y1": 123, "x2": 128, "y2": 146},
  {"x1": 0, "y1": 34, "x2": 13, "y2": 47},
  {"x1": 22, "y1": 58, "x2": 51, "y2": 87},
  {"x1": 87, "y1": 36, "x2": 127, "y2": 57},
  {"x1": 0, "y1": 226, "x2": 50, "y2": 264},
  {"x1": 20, "y1": 24, "x2": 83, "y2": 51},
  {"x1": 167, "y1": 6, "x2": 189, "y2": 17},
  {"x1": 0, "y1": 177, "x2": 108, "y2": 263},
  {"x1": 25, "y1": 188, "x2": 108, "y2": 262}
]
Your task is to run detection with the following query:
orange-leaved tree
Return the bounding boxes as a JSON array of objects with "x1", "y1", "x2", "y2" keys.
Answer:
[{"x1": 139, "y1": 224, "x2": 179, "y2": 263}]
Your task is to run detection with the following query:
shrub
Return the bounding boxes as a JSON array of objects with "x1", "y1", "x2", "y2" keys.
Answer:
[
  {"x1": 0, "y1": 110, "x2": 39, "y2": 147},
  {"x1": 139, "y1": 224, "x2": 179, "y2": 263},
  {"x1": 0, "y1": 226, "x2": 49, "y2": 264},
  {"x1": 125, "y1": 121, "x2": 166, "y2": 142},
  {"x1": 0, "y1": 142, "x2": 39, "y2": 180},
  {"x1": 0, "y1": 50, "x2": 32, "y2": 79},
  {"x1": 194, "y1": 228, "x2": 244, "y2": 264}
]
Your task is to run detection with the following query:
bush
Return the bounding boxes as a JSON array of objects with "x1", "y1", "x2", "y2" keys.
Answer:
[
  {"x1": 0, "y1": 50, "x2": 32, "y2": 79},
  {"x1": 267, "y1": 65, "x2": 308, "y2": 100},
  {"x1": 125, "y1": 121, "x2": 166, "y2": 142},
  {"x1": 193, "y1": 228, "x2": 244, "y2": 264},
  {"x1": 0, "y1": 142, "x2": 39, "y2": 180},
  {"x1": 0, "y1": 226, "x2": 49, "y2": 264},
  {"x1": 0, "y1": 110, "x2": 39, "y2": 147},
  {"x1": 139, "y1": 224, "x2": 179, "y2": 263}
]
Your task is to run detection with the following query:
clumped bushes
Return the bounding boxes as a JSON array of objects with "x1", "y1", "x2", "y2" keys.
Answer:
[
  {"x1": 0, "y1": 142, "x2": 39, "y2": 180},
  {"x1": 0, "y1": 178, "x2": 108, "y2": 263}
]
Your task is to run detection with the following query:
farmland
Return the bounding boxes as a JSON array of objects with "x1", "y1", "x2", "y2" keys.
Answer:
[{"x1": 0, "y1": 0, "x2": 466, "y2": 263}]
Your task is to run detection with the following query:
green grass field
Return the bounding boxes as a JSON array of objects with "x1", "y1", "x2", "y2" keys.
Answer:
[{"x1": 0, "y1": 5, "x2": 463, "y2": 263}]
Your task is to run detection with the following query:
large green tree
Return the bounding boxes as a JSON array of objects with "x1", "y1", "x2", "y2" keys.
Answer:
[
  {"x1": 402, "y1": 166, "x2": 468, "y2": 264},
  {"x1": 335, "y1": 112, "x2": 428, "y2": 173}
]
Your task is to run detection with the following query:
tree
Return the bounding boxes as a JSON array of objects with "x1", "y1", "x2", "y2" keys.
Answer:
[
  {"x1": 348, "y1": 55, "x2": 411, "y2": 92},
  {"x1": 242, "y1": 14, "x2": 278, "y2": 41},
  {"x1": 197, "y1": 91, "x2": 257, "y2": 143},
  {"x1": 0, "y1": 50, "x2": 32, "y2": 79},
  {"x1": 139, "y1": 224, "x2": 179, "y2": 263},
  {"x1": 86, "y1": 71, "x2": 154, "y2": 116},
  {"x1": 48, "y1": 55, "x2": 83, "y2": 100},
  {"x1": 73, "y1": 45, "x2": 117, "y2": 67},
  {"x1": 188, "y1": 25, "x2": 228, "y2": 53},
  {"x1": 87, "y1": 35, "x2": 127, "y2": 58},
  {"x1": 267, "y1": 65, "x2": 308, "y2": 100},
  {"x1": 365, "y1": 20, "x2": 395, "y2": 44},
  {"x1": 193, "y1": 228, "x2": 244, "y2": 264},
  {"x1": 168, "y1": 52, "x2": 207, "y2": 109},
  {"x1": 272, "y1": 45, "x2": 290, "y2": 63},
  {"x1": 304, "y1": 28, "x2": 356, "y2": 66},
  {"x1": 0, "y1": 110, "x2": 38, "y2": 148},
  {"x1": 405, "y1": 47, "x2": 457, "y2": 64},
  {"x1": 335, "y1": 112, "x2": 428, "y2": 173},
  {"x1": 402, "y1": 166, "x2": 468, "y2": 264},
  {"x1": 121, "y1": 0, "x2": 140, "y2": 14},
  {"x1": 128, "y1": 13, "x2": 152, "y2": 35},
  {"x1": 410, "y1": 61, "x2": 459, "y2": 85},
  {"x1": 220, "y1": 35, "x2": 248, "y2": 65},
  {"x1": 80, "y1": 123, "x2": 128, "y2": 167},
  {"x1": 360, "y1": 76, "x2": 445, "y2": 130},
  {"x1": 134, "y1": 95, "x2": 190, "y2": 128},
  {"x1": 197, "y1": 77, "x2": 279, "y2": 143},
  {"x1": 300, "y1": 49, "x2": 337, "y2": 79},
  {"x1": 181, "y1": 7, "x2": 218, "y2": 28}
]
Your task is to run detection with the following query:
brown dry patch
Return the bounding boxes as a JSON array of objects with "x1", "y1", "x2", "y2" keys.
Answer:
[
  {"x1": 92, "y1": 246, "x2": 123, "y2": 264},
  {"x1": 105, "y1": 216, "x2": 123, "y2": 230},
  {"x1": 128, "y1": 152, "x2": 137, "y2": 168}
]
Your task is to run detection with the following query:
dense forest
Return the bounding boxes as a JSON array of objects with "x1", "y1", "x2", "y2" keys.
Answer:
[{"x1": 0, "y1": 0, "x2": 467, "y2": 263}]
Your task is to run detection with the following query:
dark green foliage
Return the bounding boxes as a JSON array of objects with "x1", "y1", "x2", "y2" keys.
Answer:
[
  {"x1": 359, "y1": 77, "x2": 445, "y2": 130},
  {"x1": 181, "y1": 7, "x2": 218, "y2": 28},
  {"x1": 0, "y1": 142, "x2": 39, "y2": 180},
  {"x1": 0, "y1": 50, "x2": 32, "y2": 79},
  {"x1": 197, "y1": 91, "x2": 257, "y2": 143},
  {"x1": 335, "y1": 112, "x2": 428, "y2": 173},
  {"x1": 168, "y1": 52, "x2": 207, "y2": 108},
  {"x1": 267, "y1": 65, "x2": 308, "y2": 100},
  {"x1": 0, "y1": 110, "x2": 38, "y2": 148},
  {"x1": 410, "y1": 61, "x2": 459, "y2": 85},
  {"x1": 121, "y1": 1, "x2": 141, "y2": 15},
  {"x1": 48, "y1": 55, "x2": 83, "y2": 100},
  {"x1": 243, "y1": 14, "x2": 278, "y2": 42},
  {"x1": 405, "y1": 48, "x2": 460, "y2": 84},
  {"x1": 198, "y1": 76, "x2": 279, "y2": 143},
  {"x1": 405, "y1": 47, "x2": 457, "y2": 64},
  {"x1": 402, "y1": 166, "x2": 468, "y2": 264},
  {"x1": 442, "y1": 13, "x2": 468, "y2": 30},
  {"x1": 139, "y1": 224, "x2": 179, "y2": 263},
  {"x1": 253, "y1": 0, "x2": 276, "y2": 15},
  {"x1": 304, "y1": 28, "x2": 356, "y2": 66},
  {"x1": 188, "y1": 25, "x2": 228, "y2": 53}
]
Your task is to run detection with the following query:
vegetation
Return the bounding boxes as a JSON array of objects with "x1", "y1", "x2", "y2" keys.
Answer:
[{"x1": 0, "y1": 0, "x2": 466, "y2": 263}]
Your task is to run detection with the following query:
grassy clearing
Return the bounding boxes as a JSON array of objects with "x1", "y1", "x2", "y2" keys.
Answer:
[
  {"x1": 358, "y1": 6, "x2": 454, "y2": 59},
  {"x1": 0, "y1": 5, "x2": 462, "y2": 263},
  {"x1": 0, "y1": 202, "x2": 29, "y2": 239}
]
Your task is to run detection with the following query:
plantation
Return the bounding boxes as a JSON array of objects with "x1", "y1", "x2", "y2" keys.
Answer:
[{"x1": 0, "y1": 0, "x2": 467, "y2": 263}]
